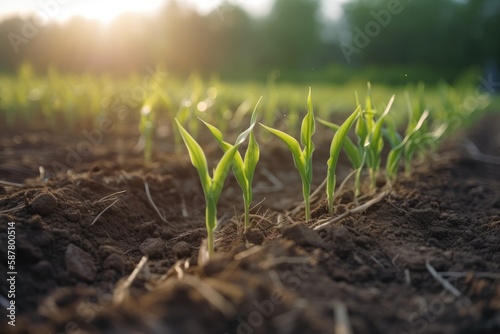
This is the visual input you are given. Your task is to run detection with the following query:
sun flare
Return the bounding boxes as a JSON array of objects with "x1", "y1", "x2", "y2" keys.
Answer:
[{"x1": 64, "y1": 0, "x2": 166, "y2": 23}]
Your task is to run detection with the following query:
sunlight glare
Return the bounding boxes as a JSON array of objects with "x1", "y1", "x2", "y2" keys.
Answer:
[{"x1": 59, "y1": 0, "x2": 166, "y2": 23}]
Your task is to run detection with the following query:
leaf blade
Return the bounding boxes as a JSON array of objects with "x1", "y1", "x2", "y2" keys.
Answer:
[{"x1": 175, "y1": 119, "x2": 211, "y2": 195}]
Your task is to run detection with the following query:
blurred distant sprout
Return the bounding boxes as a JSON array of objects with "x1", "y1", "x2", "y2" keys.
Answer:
[
  {"x1": 364, "y1": 93, "x2": 395, "y2": 188},
  {"x1": 207, "y1": 87, "x2": 218, "y2": 99},
  {"x1": 386, "y1": 110, "x2": 429, "y2": 180},
  {"x1": 28, "y1": 89, "x2": 41, "y2": 101},
  {"x1": 139, "y1": 99, "x2": 155, "y2": 165}
]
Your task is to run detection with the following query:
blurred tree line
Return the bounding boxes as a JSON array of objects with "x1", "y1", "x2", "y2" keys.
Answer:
[{"x1": 0, "y1": 0, "x2": 498, "y2": 83}]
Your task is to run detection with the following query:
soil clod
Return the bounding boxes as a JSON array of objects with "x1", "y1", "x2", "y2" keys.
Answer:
[
  {"x1": 243, "y1": 228, "x2": 264, "y2": 245},
  {"x1": 172, "y1": 241, "x2": 192, "y2": 259},
  {"x1": 28, "y1": 191, "x2": 57, "y2": 216},
  {"x1": 103, "y1": 253, "x2": 128, "y2": 274},
  {"x1": 139, "y1": 237, "x2": 166, "y2": 258},
  {"x1": 281, "y1": 222, "x2": 325, "y2": 248},
  {"x1": 65, "y1": 244, "x2": 97, "y2": 282}
]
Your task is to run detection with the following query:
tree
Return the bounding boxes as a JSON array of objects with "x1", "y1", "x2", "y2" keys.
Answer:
[{"x1": 259, "y1": 0, "x2": 322, "y2": 69}]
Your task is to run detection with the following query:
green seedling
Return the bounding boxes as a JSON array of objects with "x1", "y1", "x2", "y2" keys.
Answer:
[
  {"x1": 319, "y1": 92, "x2": 370, "y2": 199},
  {"x1": 320, "y1": 93, "x2": 394, "y2": 205},
  {"x1": 414, "y1": 123, "x2": 448, "y2": 154},
  {"x1": 325, "y1": 106, "x2": 360, "y2": 214},
  {"x1": 318, "y1": 117, "x2": 363, "y2": 199},
  {"x1": 365, "y1": 95, "x2": 395, "y2": 188},
  {"x1": 260, "y1": 88, "x2": 315, "y2": 220},
  {"x1": 138, "y1": 74, "x2": 174, "y2": 165},
  {"x1": 386, "y1": 110, "x2": 429, "y2": 180},
  {"x1": 175, "y1": 118, "x2": 254, "y2": 256},
  {"x1": 351, "y1": 90, "x2": 372, "y2": 197},
  {"x1": 139, "y1": 93, "x2": 158, "y2": 165},
  {"x1": 201, "y1": 98, "x2": 262, "y2": 230},
  {"x1": 358, "y1": 85, "x2": 395, "y2": 188}
]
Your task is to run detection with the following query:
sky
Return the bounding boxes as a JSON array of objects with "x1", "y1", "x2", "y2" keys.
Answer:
[{"x1": 0, "y1": 0, "x2": 349, "y2": 24}]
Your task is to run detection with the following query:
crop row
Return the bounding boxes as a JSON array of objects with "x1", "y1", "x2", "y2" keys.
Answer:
[
  {"x1": 176, "y1": 86, "x2": 488, "y2": 257},
  {"x1": 1, "y1": 64, "x2": 486, "y2": 145}
]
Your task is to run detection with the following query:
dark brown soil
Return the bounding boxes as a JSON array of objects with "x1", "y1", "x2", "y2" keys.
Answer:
[{"x1": 1, "y1": 114, "x2": 499, "y2": 334}]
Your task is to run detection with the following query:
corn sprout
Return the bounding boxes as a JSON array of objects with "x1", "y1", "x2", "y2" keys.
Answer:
[
  {"x1": 201, "y1": 98, "x2": 262, "y2": 230},
  {"x1": 175, "y1": 118, "x2": 254, "y2": 256},
  {"x1": 260, "y1": 88, "x2": 315, "y2": 220}
]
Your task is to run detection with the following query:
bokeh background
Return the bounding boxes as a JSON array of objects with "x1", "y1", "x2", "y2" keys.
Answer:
[{"x1": 1, "y1": 0, "x2": 499, "y2": 85}]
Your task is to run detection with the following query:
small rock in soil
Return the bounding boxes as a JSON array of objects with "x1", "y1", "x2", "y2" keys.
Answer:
[
  {"x1": 172, "y1": 241, "x2": 192, "y2": 259},
  {"x1": 29, "y1": 192, "x2": 57, "y2": 216},
  {"x1": 139, "y1": 238, "x2": 165, "y2": 258},
  {"x1": 65, "y1": 244, "x2": 97, "y2": 282},
  {"x1": 103, "y1": 253, "x2": 127, "y2": 273},
  {"x1": 281, "y1": 223, "x2": 325, "y2": 248},
  {"x1": 243, "y1": 228, "x2": 264, "y2": 245}
]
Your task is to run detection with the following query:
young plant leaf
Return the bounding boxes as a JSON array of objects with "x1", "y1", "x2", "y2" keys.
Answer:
[
  {"x1": 259, "y1": 89, "x2": 315, "y2": 220},
  {"x1": 371, "y1": 95, "x2": 395, "y2": 154},
  {"x1": 318, "y1": 118, "x2": 361, "y2": 169},
  {"x1": 200, "y1": 97, "x2": 262, "y2": 229},
  {"x1": 176, "y1": 116, "x2": 253, "y2": 256},
  {"x1": 366, "y1": 95, "x2": 395, "y2": 187},
  {"x1": 386, "y1": 110, "x2": 429, "y2": 179},
  {"x1": 244, "y1": 130, "x2": 259, "y2": 195},
  {"x1": 201, "y1": 120, "x2": 231, "y2": 150},
  {"x1": 317, "y1": 118, "x2": 340, "y2": 131},
  {"x1": 326, "y1": 106, "x2": 360, "y2": 214},
  {"x1": 301, "y1": 87, "x2": 316, "y2": 159},
  {"x1": 259, "y1": 124, "x2": 306, "y2": 175},
  {"x1": 211, "y1": 144, "x2": 241, "y2": 202},
  {"x1": 175, "y1": 118, "x2": 211, "y2": 194},
  {"x1": 244, "y1": 97, "x2": 262, "y2": 190}
]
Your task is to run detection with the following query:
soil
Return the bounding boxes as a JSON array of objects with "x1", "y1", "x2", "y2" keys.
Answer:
[{"x1": 1, "y1": 113, "x2": 499, "y2": 334}]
